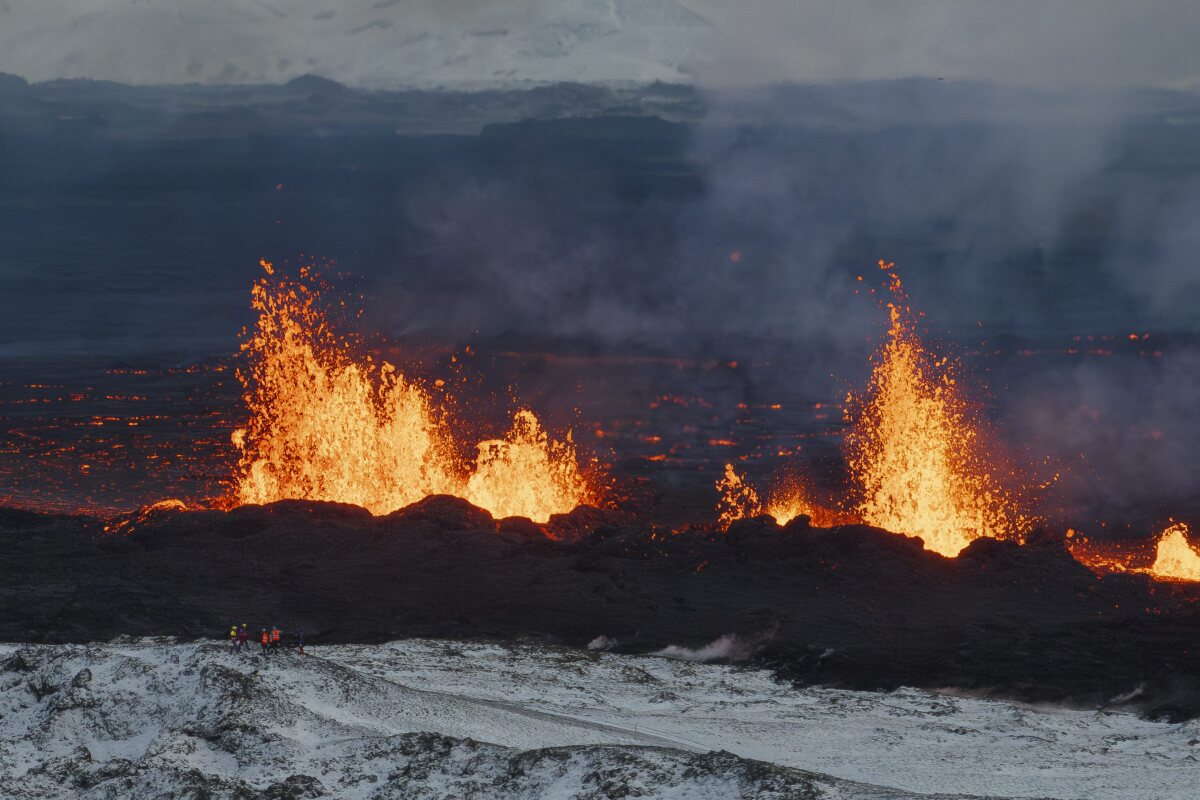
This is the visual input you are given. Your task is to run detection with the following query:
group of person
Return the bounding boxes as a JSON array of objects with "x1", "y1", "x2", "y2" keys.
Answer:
[{"x1": 228, "y1": 623, "x2": 306, "y2": 656}]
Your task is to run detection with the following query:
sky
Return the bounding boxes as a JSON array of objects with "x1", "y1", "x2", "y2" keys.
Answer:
[
  {"x1": 0, "y1": 0, "x2": 1196, "y2": 90},
  {"x1": 696, "y1": 0, "x2": 1200, "y2": 90}
]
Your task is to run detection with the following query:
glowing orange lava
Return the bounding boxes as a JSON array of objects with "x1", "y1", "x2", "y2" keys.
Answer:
[
  {"x1": 228, "y1": 261, "x2": 593, "y2": 523},
  {"x1": 464, "y1": 410, "x2": 590, "y2": 521},
  {"x1": 715, "y1": 464, "x2": 761, "y2": 528},
  {"x1": 716, "y1": 464, "x2": 848, "y2": 529},
  {"x1": 103, "y1": 498, "x2": 188, "y2": 535},
  {"x1": 1148, "y1": 522, "x2": 1200, "y2": 581},
  {"x1": 845, "y1": 261, "x2": 1031, "y2": 556}
]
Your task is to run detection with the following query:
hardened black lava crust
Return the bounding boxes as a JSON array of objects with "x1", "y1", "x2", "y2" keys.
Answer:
[{"x1": 3, "y1": 497, "x2": 1199, "y2": 720}]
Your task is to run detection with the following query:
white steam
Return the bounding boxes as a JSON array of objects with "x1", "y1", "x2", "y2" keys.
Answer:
[{"x1": 652, "y1": 633, "x2": 764, "y2": 663}]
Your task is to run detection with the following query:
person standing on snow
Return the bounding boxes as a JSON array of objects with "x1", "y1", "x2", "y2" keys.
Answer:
[
  {"x1": 260, "y1": 628, "x2": 270, "y2": 655},
  {"x1": 295, "y1": 627, "x2": 306, "y2": 656},
  {"x1": 270, "y1": 626, "x2": 281, "y2": 652},
  {"x1": 229, "y1": 625, "x2": 238, "y2": 653},
  {"x1": 238, "y1": 624, "x2": 249, "y2": 653}
]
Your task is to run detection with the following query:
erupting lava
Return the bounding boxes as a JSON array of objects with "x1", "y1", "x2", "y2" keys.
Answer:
[
  {"x1": 228, "y1": 261, "x2": 593, "y2": 523},
  {"x1": 464, "y1": 410, "x2": 590, "y2": 521},
  {"x1": 1065, "y1": 523, "x2": 1200, "y2": 581},
  {"x1": 721, "y1": 261, "x2": 1032, "y2": 555},
  {"x1": 1148, "y1": 522, "x2": 1200, "y2": 581},
  {"x1": 716, "y1": 464, "x2": 849, "y2": 529},
  {"x1": 845, "y1": 262, "x2": 1031, "y2": 556}
]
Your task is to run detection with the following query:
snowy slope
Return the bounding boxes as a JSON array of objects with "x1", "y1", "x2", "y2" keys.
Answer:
[
  {"x1": 0, "y1": 0, "x2": 713, "y2": 88},
  {"x1": 1, "y1": 638, "x2": 1196, "y2": 799},
  {"x1": 336, "y1": 639, "x2": 1200, "y2": 799}
]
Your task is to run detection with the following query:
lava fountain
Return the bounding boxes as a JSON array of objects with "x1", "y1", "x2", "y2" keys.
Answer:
[
  {"x1": 716, "y1": 464, "x2": 850, "y2": 529},
  {"x1": 844, "y1": 261, "x2": 1032, "y2": 556},
  {"x1": 228, "y1": 261, "x2": 593, "y2": 522},
  {"x1": 464, "y1": 410, "x2": 590, "y2": 522},
  {"x1": 1148, "y1": 522, "x2": 1200, "y2": 581}
]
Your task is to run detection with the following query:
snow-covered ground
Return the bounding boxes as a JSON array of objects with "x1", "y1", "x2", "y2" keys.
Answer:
[
  {"x1": 0, "y1": 638, "x2": 1195, "y2": 798},
  {"x1": 0, "y1": 0, "x2": 713, "y2": 88}
]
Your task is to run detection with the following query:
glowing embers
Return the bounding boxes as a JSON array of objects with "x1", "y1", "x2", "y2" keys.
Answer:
[
  {"x1": 716, "y1": 464, "x2": 849, "y2": 529},
  {"x1": 1148, "y1": 522, "x2": 1200, "y2": 581},
  {"x1": 845, "y1": 262, "x2": 1032, "y2": 556},
  {"x1": 229, "y1": 261, "x2": 594, "y2": 523}
]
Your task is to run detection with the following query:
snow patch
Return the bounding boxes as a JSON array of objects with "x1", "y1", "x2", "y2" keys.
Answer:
[{"x1": 1, "y1": 638, "x2": 1196, "y2": 799}]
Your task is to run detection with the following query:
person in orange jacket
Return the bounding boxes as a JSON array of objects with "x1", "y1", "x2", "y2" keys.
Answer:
[
  {"x1": 260, "y1": 628, "x2": 270, "y2": 655},
  {"x1": 270, "y1": 626, "x2": 281, "y2": 652}
]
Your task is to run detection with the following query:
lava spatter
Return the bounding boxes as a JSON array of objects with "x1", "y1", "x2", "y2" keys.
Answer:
[
  {"x1": 716, "y1": 463, "x2": 849, "y2": 529},
  {"x1": 229, "y1": 260, "x2": 594, "y2": 523},
  {"x1": 1148, "y1": 522, "x2": 1200, "y2": 581},
  {"x1": 845, "y1": 261, "x2": 1033, "y2": 556}
]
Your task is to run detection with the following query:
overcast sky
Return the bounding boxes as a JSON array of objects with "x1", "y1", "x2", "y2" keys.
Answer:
[
  {"x1": 0, "y1": 0, "x2": 1196, "y2": 89},
  {"x1": 694, "y1": 0, "x2": 1200, "y2": 89}
]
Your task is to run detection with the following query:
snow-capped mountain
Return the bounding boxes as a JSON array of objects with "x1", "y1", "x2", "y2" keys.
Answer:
[
  {"x1": 2, "y1": 638, "x2": 1194, "y2": 799},
  {"x1": 0, "y1": 0, "x2": 713, "y2": 88}
]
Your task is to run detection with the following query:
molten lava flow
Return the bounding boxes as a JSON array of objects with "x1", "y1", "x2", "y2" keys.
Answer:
[
  {"x1": 103, "y1": 498, "x2": 188, "y2": 535},
  {"x1": 844, "y1": 261, "x2": 1030, "y2": 557},
  {"x1": 229, "y1": 261, "x2": 592, "y2": 523},
  {"x1": 464, "y1": 410, "x2": 591, "y2": 522},
  {"x1": 1148, "y1": 522, "x2": 1200, "y2": 581},
  {"x1": 716, "y1": 464, "x2": 847, "y2": 529}
]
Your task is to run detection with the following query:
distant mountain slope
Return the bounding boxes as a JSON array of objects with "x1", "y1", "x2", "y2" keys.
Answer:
[{"x1": 0, "y1": 0, "x2": 713, "y2": 88}]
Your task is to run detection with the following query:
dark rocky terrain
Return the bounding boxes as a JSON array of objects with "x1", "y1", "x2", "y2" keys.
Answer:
[{"x1": 3, "y1": 498, "x2": 1198, "y2": 721}]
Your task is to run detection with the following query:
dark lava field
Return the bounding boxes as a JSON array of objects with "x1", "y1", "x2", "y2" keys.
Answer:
[{"x1": 4, "y1": 497, "x2": 1200, "y2": 721}]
